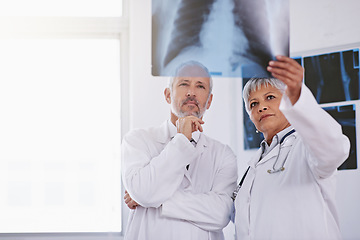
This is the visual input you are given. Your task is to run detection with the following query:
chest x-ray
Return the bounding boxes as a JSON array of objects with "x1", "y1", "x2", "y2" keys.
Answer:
[{"x1": 152, "y1": 0, "x2": 289, "y2": 77}]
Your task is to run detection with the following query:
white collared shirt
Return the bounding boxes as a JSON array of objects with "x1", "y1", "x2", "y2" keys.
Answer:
[{"x1": 260, "y1": 126, "x2": 294, "y2": 160}]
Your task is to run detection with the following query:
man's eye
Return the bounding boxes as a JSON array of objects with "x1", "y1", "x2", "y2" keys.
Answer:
[
  {"x1": 197, "y1": 85, "x2": 205, "y2": 89},
  {"x1": 267, "y1": 95, "x2": 275, "y2": 100},
  {"x1": 179, "y1": 83, "x2": 188, "y2": 86}
]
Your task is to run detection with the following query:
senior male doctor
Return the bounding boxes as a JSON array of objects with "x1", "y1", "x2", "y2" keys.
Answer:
[{"x1": 121, "y1": 61, "x2": 238, "y2": 240}]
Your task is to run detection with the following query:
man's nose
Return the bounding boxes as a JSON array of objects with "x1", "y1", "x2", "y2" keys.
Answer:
[{"x1": 186, "y1": 88, "x2": 195, "y2": 97}]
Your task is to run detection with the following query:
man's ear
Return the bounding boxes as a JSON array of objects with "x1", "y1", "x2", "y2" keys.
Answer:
[
  {"x1": 164, "y1": 88, "x2": 171, "y2": 104},
  {"x1": 206, "y1": 94, "x2": 213, "y2": 110}
]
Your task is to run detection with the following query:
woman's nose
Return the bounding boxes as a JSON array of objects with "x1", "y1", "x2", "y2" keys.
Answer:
[{"x1": 258, "y1": 106, "x2": 268, "y2": 112}]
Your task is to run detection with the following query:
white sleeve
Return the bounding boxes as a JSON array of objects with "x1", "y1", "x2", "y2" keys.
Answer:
[
  {"x1": 122, "y1": 130, "x2": 198, "y2": 208},
  {"x1": 279, "y1": 84, "x2": 350, "y2": 178},
  {"x1": 161, "y1": 146, "x2": 238, "y2": 231}
]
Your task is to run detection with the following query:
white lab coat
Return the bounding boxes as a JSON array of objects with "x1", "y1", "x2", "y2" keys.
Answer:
[
  {"x1": 122, "y1": 120, "x2": 238, "y2": 240},
  {"x1": 234, "y1": 84, "x2": 350, "y2": 240}
]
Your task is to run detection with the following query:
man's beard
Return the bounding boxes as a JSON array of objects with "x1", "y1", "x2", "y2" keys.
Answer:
[{"x1": 171, "y1": 95, "x2": 206, "y2": 118}]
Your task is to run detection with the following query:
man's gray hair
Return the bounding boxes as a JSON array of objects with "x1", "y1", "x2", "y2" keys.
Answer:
[
  {"x1": 168, "y1": 60, "x2": 213, "y2": 95},
  {"x1": 243, "y1": 78, "x2": 286, "y2": 114}
]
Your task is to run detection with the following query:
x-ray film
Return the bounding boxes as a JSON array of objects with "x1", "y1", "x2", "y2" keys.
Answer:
[
  {"x1": 304, "y1": 49, "x2": 360, "y2": 104},
  {"x1": 243, "y1": 97, "x2": 264, "y2": 150},
  {"x1": 152, "y1": 0, "x2": 289, "y2": 77},
  {"x1": 323, "y1": 104, "x2": 357, "y2": 170}
]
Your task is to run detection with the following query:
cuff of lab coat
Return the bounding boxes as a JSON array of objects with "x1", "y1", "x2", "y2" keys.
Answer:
[
  {"x1": 279, "y1": 83, "x2": 312, "y2": 112},
  {"x1": 171, "y1": 133, "x2": 198, "y2": 150}
]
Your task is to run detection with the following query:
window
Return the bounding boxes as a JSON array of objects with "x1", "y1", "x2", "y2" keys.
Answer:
[
  {"x1": 0, "y1": 0, "x2": 123, "y2": 17},
  {"x1": 0, "y1": 0, "x2": 128, "y2": 237}
]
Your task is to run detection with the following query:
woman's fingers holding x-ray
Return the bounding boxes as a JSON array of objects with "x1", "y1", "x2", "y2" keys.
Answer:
[{"x1": 267, "y1": 55, "x2": 304, "y2": 105}]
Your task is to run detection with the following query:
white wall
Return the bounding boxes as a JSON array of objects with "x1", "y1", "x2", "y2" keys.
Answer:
[
  {"x1": 127, "y1": 0, "x2": 360, "y2": 239},
  {"x1": 290, "y1": 0, "x2": 360, "y2": 54}
]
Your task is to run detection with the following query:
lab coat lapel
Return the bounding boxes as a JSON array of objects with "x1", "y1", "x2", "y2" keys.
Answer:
[
  {"x1": 152, "y1": 121, "x2": 172, "y2": 144},
  {"x1": 195, "y1": 133, "x2": 207, "y2": 155},
  {"x1": 248, "y1": 145, "x2": 279, "y2": 168},
  {"x1": 248, "y1": 148, "x2": 263, "y2": 169},
  {"x1": 251, "y1": 133, "x2": 297, "y2": 167},
  {"x1": 257, "y1": 146, "x2": 279, "y2": 165},
  {"x1": 183, "y1": 133, "x2": 207, "y2": 185},
  {"x1": 183, "y1": 168, "x2": 192, "y2": 187}
]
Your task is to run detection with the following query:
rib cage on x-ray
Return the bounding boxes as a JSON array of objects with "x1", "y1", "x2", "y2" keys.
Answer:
[
  {"x1": 152, "y1": 0, "x2": 289, "y2": 77},
  {"x1": 231, "y1": 0, "x2": 273, "y2": 72},
  {"x1": 163, "y1": 0, "x2": 216, "y2": 67}
]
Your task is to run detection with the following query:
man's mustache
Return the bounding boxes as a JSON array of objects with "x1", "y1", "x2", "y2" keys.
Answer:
[{"x1": 182, "y1": 96, "x2": 199, "y2": 107}]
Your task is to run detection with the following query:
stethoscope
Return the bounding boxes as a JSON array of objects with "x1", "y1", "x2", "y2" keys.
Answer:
[
  {"x1": 267, "y1": 129, "x2": 296, "y2": 174},
  {"x1": 232, "y1": 129, "x2": 296, "y2": 201}
]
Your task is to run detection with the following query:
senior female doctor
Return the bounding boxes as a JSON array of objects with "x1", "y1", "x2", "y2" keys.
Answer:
[{"x1": 234, "y1": 56, "x2": 350, "y2": 240}]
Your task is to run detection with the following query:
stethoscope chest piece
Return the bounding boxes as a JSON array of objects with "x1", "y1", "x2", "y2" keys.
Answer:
[{"x1": 267, "y1": 166, "x2": 285, "y2": 174}]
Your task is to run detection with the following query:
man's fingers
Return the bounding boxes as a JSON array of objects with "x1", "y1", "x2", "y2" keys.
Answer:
[
  {"x1": 127, "y1": 200, "x2": 138, "y2": 209},
  {"x1": 193, "y1": 119, "x2": 205, "y2": 132},
  {"x1": 197, "y1": 118, "x2": 205, "y2": 124},
  {"x1": 125, "y1": 197, "x2": 139, "y2": 209},
  {"x1": 124, "y1": 195, "x2": 132, "y2": 205},
  {"x1": 124, "y1": 190, "x2": 140, "y2": 210},
  {"x1": 195, "y1": 121, "x2": 203, "y2": 132},
  {"x1": 198, "y1": 124, "x2": 203, "y2": 132},
  {"x1": 128, "y1": 202, "x2": 138, "y2": 210},
  {"x1": 177, "y1": 116, "x2": 205, "y2": 140}
]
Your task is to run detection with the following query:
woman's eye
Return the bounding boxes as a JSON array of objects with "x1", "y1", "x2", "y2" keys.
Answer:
[
  {"x1": 267, "y1": 95, "x2": 275, "y2": 100},
  {"x1": 250, "y1": 102, "x2": 258, "y2": 108}
]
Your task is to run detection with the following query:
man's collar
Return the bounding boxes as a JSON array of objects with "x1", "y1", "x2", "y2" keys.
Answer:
[{"x1": 168, "y1": 120, "x2": 177, "y2": 139}]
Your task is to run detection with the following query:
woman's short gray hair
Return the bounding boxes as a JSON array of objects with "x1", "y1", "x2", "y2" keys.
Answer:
[
  {"x1": 168, "y1": 60, "x2": 213, "y2": 95},
  {"x1": 243, "y1": 78, "x2": 286, "y2": 114}
]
